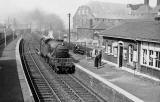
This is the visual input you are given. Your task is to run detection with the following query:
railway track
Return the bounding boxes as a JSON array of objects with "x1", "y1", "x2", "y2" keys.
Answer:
[
  {"x1": 29, "y1": 36, "x2": 106, "y2": 102},
  {"x1": 38, "y1": 57, "x2": 105, "y2": 102},
  {"x1": 21, "y1": 40, "x2": 62, "y2": 102},
  {"x1": 21, "y1": 33, "x2": 106, "y2": 102}
]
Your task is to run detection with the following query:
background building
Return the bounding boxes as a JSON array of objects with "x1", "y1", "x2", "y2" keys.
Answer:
[
  {"x1": 100, "y1": 19, "x2": 160, "y2": 79},
  {"x1": 73, "y1": 0, "x2": 160, "y2": 42}
]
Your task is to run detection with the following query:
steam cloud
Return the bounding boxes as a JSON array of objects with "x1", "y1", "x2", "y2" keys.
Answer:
[{"x1": 15, "y1": 9, "x2": 65, "y2": 31}]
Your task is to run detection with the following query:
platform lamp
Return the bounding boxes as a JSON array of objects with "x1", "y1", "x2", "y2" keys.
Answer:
[{"x1": 3, "y1": 24, "x2": 6, "y2": 47}]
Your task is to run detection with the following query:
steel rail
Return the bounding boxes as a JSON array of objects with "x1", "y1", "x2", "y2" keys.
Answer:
[
  {"x1": 27, "y1": 42, "x2": 62, "y2": 102},
  {"x1": 21, "y1": 41, "x2": 41, "y2": 102},
  {"x1": 28, "y1": 35, "x2": 106, "y2": 102}
]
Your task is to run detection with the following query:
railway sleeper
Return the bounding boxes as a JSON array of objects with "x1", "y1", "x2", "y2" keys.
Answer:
[
  {"x1": 37, "y1": 87, "x2": 50, "y2": 90},
  {"x1": 39, "y1": 92, "x2": 53, "y2": 96},
  {"x1": 28, "y1": 65, "x2": 36, "y2": 68},
  {"x1": 37, "y1": 90, "x2": 51, "y2": 93},
  {"x1": 33, "y1": 78, "x2": 45, "y2": 81},
  {"x1": 31, "y1": 74, "x2": 41, "y2": 77},
  {"x1": 36, "y1": 83, "x2": 48, "y2": 86},
  {"x1": 34, "y1": 80, "x2": 46, "y2": 83},
  {"x1": 32, "y1": 75, "x2": 43, "y2": 79},
  {"x1": 39, "y1": 96, "x2": 53, "y2": 99},
  {"x1": 42, "y1": 98, "x2": 58, "y2": 102}
]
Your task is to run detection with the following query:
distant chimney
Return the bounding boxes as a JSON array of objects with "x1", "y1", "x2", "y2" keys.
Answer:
[
  {"x1": 89, "y1": 19, "x2": 93, "y2": 28},
  {"x1": 144, "y1": 0, "x2": 149, "y2": 5},
  {"x1": 158, "y1": 9, "x2": 160, "y2": 16},
  {"x1": 157, "y1": 0, "x2": 160, "y2": 6},
  {"x1": 154, "y1": 9, "x2": 160, "y2": 21}
]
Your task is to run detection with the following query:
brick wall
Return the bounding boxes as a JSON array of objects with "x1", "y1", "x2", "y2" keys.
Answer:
[{"x1": 103, "y1": 37, "x2": 139, "y2": 69}]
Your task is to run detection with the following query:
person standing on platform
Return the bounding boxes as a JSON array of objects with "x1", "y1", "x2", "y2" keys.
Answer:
[
  {"x1": 94, "y1": 53, "x2": 98, "y2": 68},
  {"x1": 98, "y1": 50, "x2": 102, "y2": 66}
]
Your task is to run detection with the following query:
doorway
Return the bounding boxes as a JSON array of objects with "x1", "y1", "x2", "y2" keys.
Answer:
[{"x1": 118, "y1": 43, "x2": 123, "y2": 67}]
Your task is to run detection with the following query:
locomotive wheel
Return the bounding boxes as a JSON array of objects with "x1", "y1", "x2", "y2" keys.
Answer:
[
  {"x1": 71, "y1": 67, "x2": 75, "y2": 73},
  {"x1": 69, "y1": 66, "x2": 75, "y2": 74}
]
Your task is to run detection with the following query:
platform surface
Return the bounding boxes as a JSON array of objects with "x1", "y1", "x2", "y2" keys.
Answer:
[
  {"x1": 71, "y1": 53, "x2": 160, "y2": 102},
  {"x1": 0, "y1": 38, "x2": 24, "y2": 102}
]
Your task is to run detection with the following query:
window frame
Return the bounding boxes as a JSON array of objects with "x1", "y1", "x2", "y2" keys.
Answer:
[
  {"x1": 113, "y1": 47, "x2": 118, "y2": 57},
  {"x1": 142, "y1": 49, "x2": 148, "y2": 65},
  {"x1": 149, "y1": 50, "x2": 154, "y2": 66},
  {"x1": 129, "y1": 45, "x2": 134, "y2": 64},
  {"x1": 107, "y1": 45, "x2": 112, "y2": 55},
  {"x1": 155, "y1": 51, "x2": 160, "y2": 68}
]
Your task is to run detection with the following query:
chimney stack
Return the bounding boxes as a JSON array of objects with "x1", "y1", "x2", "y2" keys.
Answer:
[
  {"x1": 144, "y1": 0, "x2": 149, "y2": 5},
  {"x1": 157, "y1": 0, "x2": 160, "y2": 6}
]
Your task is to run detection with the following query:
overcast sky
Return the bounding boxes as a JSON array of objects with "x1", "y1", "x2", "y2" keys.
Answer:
[{"x1": 0, "y1": 0, "x2": 157, "y2": 25}]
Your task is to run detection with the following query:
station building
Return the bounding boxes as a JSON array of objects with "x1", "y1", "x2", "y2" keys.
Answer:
[{"x1": 100, "y1": 20, "x2": 160, "y2": 79}]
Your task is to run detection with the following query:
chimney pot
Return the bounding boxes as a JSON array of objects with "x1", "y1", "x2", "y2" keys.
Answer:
[
  {"x1": 144, "y1": 0, "x2": 149, "y2": 5},
  {"x1": 157, "y1": 0, "x2": 160, "y2": 6}
]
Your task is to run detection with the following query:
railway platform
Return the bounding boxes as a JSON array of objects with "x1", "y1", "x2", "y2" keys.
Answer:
[
  {"x1": 72, "y1": 53, "x2": 160, "y2": 102},
  {"x1": 0, "y1": 36, "x2": 33, "y2": 102}
]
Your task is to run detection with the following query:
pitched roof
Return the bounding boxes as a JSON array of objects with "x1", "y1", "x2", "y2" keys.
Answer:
[
  {"x1": 87, "y1": 1, "x2": 129, "y2": 19},
  {"x1": 100, "y1": 20, "x2": 160, "y2": 43},
  {"x1": 86, "y1": 1, "x2": 154, "y2": 19},
  {"x1": 127, "y1": 4, "x2": 144, "y2": 10},
  {"x1": 92, "y1": 21, "x2": 114, "y2": 30}
]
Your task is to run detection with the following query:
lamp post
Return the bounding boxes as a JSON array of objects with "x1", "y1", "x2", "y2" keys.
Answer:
[
  {"x1": 13, "y1": 28, "x2": 15, "y2": 40},
  {"x1": 4, "y1": 24, "x2": 6, "y2": 47},
  {"x1": 68, "y1": 13, "x2": 71, "y2": 49}
]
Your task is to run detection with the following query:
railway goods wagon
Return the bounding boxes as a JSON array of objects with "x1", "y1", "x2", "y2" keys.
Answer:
[{"x1": 40, "y1": 38, "x2": 75, "y2": 73}]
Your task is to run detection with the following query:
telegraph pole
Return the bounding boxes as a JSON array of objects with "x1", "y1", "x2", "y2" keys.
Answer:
[
  {"x1": 4, "y1": 25, "x2": 6, "y2": 47},
  {"x1": 68, "y1": 13, "x2": 71, "y2": 48},
  {"x1": 13, "y1": 18, "x2": 16, "y2": 40}
]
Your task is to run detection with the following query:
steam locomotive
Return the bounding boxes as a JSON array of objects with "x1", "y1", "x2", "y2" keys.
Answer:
[{"x1": 40, "y1": 38, "x2": 75, "y2": 73}]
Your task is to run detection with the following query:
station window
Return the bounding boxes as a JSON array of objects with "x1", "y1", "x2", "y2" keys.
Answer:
[
  {"x1": 155, "y1": 51, "x2": 160, "y2": 68},
  {"x1": 113, "y1": 47, "x2": 118, "y2": 57},
  {"x1": 123, "y1": 49, "x2": 127, "y2": 60},
  {"x1": 129, "y1": 45, "x2": 134, "y2": 63},
  {"x1": 149, "y1": 50, "x2": 154, "y2": 66},
  {"x1": 107, "y1": 45, "x2": 112, "y2": 55},
  {"x1": 105, "y1": 42, "x2": 108, "y2": 53},
  {"x1": 143, "y1": 49, "x2": 147, "y2": 65}
]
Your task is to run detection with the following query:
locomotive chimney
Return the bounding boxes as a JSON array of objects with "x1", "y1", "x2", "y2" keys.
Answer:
[
  {"x1": 144, "y1": 0, "x2": 149, "y2": 5},
  {"x1": 157, "y1": 0, "x2": 160, "y2": 6}
]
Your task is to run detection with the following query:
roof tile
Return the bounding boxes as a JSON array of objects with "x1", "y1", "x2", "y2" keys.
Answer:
[{"x1": 101, "y1": 21, "x2": 160, "y2": 42}]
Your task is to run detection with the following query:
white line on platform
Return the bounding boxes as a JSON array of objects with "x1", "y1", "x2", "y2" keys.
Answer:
[
  {"x1": 16, "y1": 37, "x2": 34, "y2": 102},
  {"x1": 74, "y1": 63, "x2": 144, "y2": 102}
]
